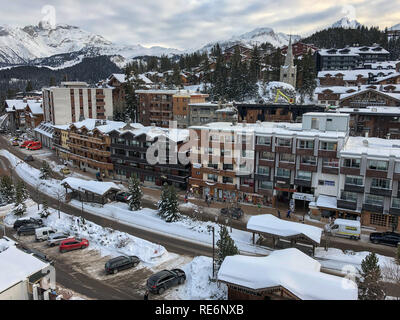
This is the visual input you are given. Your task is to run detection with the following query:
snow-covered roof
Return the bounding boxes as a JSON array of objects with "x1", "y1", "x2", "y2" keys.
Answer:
[
  {"x1": 316, "y1": 195, "x2": 337, "y2": 210},
  {"x1": 70, "y1": 119, "x2": 126, "y2": 134},
  {"x1": 341, "y1": 136, "x2": 400, "y2": 160},
  {"x1": 318, "y1": 69, "x2": 393, "y2": 81},
  {"x1": 26, "y1": 101, "x2": 43, "y2": 115},
  {"x1": 318, "y1": 46, "x2": 389, "y2": 56},
  {"x1": 334, "y1": 106, "x2": 400, "y2": 115},
  {"x1": 376, "y1": 72, "x2": 400, "y2": 83},
  {"x1": 61, "y1": 177, "x2": 121, "y2": 196},
  {"x1": 218, "y1": 248, "x2": 358, "y2": 300},
  {"x1": 0, "y1": 240, "x2": 50, "y2": 293},
  {"x1": 340, "y1": 88, "x2": 400, "y2": 102},
  {"x1": 246, "y1": 214, "x2": 323, "y2": 244}
]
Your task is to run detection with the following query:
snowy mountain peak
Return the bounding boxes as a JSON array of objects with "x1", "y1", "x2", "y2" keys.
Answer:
[
  {"x1": 331, "y1": 17, "x2": 362, "y2": 29},
  {"x1": 389, "y1": 23, "x2": 400, "y2": 31}
]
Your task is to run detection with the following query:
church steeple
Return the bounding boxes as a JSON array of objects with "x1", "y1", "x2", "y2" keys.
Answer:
[
  {"x1": 284, "y1": 35, "x2": 294, "y2": 67},
  {"x1": 279, "y1": 35, "x2": 297, "y2": 88}
]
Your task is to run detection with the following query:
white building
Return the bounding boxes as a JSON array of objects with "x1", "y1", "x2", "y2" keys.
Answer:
[{"x1": 42, "y1": 82, "x2": 114, "y2": 126}]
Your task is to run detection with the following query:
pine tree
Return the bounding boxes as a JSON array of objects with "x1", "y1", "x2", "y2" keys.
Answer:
[
  {"x1": 40, "y1": 200, "x2": 51, "y2": 218},
  {"x1": 25, "y1": 81, "x2": 33, "y2": 92},
  {"x1": 0, "y1": 175, "x2": 15, "y2": 204},
  {"x1": 128, "y1": 176, "x2": 143, "y2": 211},
  {"x1": 13, "y1": 181, "x2": 26, "y2": 217},
  {"x1": 15, "y1": 181, "x2": 27, "y2": 202},
  {"x1": 216, "y1": 225, "x2": 239, "y2": 268},
  {"x1": 357, "y1": 252, "x2": 385, "y2": 300},
  {"x1": 39, "y1": 161, "x2": 52, "y2": 180},
  {"x1": 158, "y1": 185, "x2": 180, "y2": 223}
]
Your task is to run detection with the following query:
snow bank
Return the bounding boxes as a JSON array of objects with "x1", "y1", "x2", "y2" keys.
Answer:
[{"x1": 175, "y1": 256, "x2": 227, "y2": 300}]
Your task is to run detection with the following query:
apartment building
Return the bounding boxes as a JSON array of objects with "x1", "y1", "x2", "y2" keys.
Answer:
[
  {"x1": 316, "y1": 45, "x2": 390, "y2": 71},
  {"x1": 42, "y1": 82, "x2": 114, "y2": 125},
  {"x1": 188, "y1": 113, "x2": 349, "y2": 207},
  {"x1": 188, "y1": 102, "x2": 237, "y2": 127},
  {"x1": 24, "y1": 101, "x2": 43, "y2": 130},
  {"x1": 109, "y1": 124, "x2": 190, "y2": 189},
  {"x1": 337, "y1": 137, "x2": 400, "y2": 231},
  {"x1": 136, "y1": 89, "x2": 208, "y2": 128},
  {"x1": 53, "y1": 119, "x2": 127, "y2": 177}
]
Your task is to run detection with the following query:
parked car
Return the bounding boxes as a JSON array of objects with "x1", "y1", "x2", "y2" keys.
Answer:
[
  {"x1": 115, "y1": 192, "x2": 131, "y2": 203},
  {"x1": 105, "y1": 255, "x2": 140, "y2": 274},
  {"x1": 370, "y1": 232, "x2": 400, "y2": 246},
  {"x1": 146, "y1": 269, "x2": 186, "y2": 294},
  {"x1": 59, "y1": 238, "x2": 89, "y2": 253},
  {"x1": 17, "y1": 224, "x2": 42, "y2": 236},
  {"x1": 60, "y1": 167, "x2": 71, "y2": 175},
  {"x1": 220, "y1": 207, "x2": 243, "y2": 220},
  {"x1": 24, "y1": 155, "x2": 34, "y2": 162},
  {"x1": 13, "y1": 217, "x2": 43, "y2": 230},
  {"x1": 20, "y1": 140, "x2": 34, "y2": 148},
  {"x1": 35, "y1": 227, "x2": 57, "y2": 241},
  {"x1": 27, "y1": 141, "x2": 42, "y2": 150},
  {"x1": 47, "y1": 232, "x2": 70, "y2": 247}
]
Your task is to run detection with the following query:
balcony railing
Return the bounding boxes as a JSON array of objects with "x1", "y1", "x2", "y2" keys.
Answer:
[
  {"x1": 344, "y1": 183, "x2": 365, "y2": 193},
  {"x1": 369, "y1": 187, "x2": 392, "y2": 197}
]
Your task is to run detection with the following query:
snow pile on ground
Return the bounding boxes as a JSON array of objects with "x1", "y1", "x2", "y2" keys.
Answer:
[
  {"x1": 316, "y1": 248, "x2": 399, "y2": 281},
  {"x1": 0, "y1": 239, "x2": 9, "y2": 253},
  {"x1": 3, "y1": 199, "x2": 167, "y2": 265},
  {"x1": 179, "y1": 202, "x2": 199, "y2": 210},
  {"x1": 0, "y1": 149, "x2": 65, "y2": 198},
  {"x1": 72, "y1": 201, "x2": 270, "y2": 256},
  {"x1": 174, "y1": 256, "x2": 227, "y2": 300}
]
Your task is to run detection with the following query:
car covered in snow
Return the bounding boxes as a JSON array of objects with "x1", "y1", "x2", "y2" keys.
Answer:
[
  {"x1": 47, "y1": 232, "x2": 71, "y2": 247},
  {"x1": 105, "y1": 255, "x2": 140, "y2": 274},
  {"x1": 59, "y1": 238, "x2": 89, "y2": 253},
  {"x1": 24, "y1": 155, "x2": 34, "y2": 162},
  {"x1": 220, "y1": 207, "x2": 243, "y2": 220},
  {"x1": 13, "y1": 217, "x2": 43, "y2": 230},
  {"x1": 146, "y1": 269, "x2": 186, "y2": 294},
  {"x1": 60, "y1": 167, "x2": 71, "y2": 175}
]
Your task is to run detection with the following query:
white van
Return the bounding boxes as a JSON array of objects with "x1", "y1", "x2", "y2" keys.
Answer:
[
  {"x1": 35, "y1": 227, "x2": 57, "y2": 242},
  {"x1": 324, "y1": 219, "x2": 361, "y2": 240}
]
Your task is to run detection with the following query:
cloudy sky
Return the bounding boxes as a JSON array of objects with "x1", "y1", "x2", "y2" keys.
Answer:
[{"x1": 1, "y1": 0, "x2": 399, "y2": 50}]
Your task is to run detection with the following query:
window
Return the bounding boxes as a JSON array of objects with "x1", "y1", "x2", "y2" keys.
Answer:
[
  {"x1": 371, "y1": 178, "x2": 391, "y2": 189},
  {"x1": 319, "y1": 180, "x2": 335, "y2": 186},
  {"x1": 323, "y1": 158, "x2": 339, "y2": 168},
  {"x1": 311, "y1": 118, "x2": 319, "y2": 130},
  {"x1": 368, "y1": 160, "x2": 388, "y2": 171},
  {"x1": 225, "y1": 135, "x2": 235, "y2": 143},
  {"x1": 208, "y1": 163, "x2": 218, "y2": 169},
  {"x1": 257, "y1": 166, "x2": 270, "y2": 175},
  {"x1": 259, "y1": 180, "x2": 273, "y2": 190},
  {"x1": 207, "y1": 174, "x2": 218, "y2": 182},
  {"x1": 279, "y1": 153, "x2": 295, "y2": 163},
  {"x1": 365, "y1": 194, "x2": 384, "y2": 206},
  {"x1": 298, "y1": 140, "x2": 314, "y2": 149},
  {"x1": 276, "y1": 168, "x2": 290, "y2": 178},
  {"x1": 257, "y1": 136, "x2": 271, "y2": 146},
  {"x1": 260, "y1": 151, "x2": 274, "y2": 160},
  {"x1": 392, "y1": 198, "x2": 400, "y2": 209},
  {"x1": 296, "y1": 170, "x2": 312, "y2": 181},
  {"x1": 301, "y1": 156, "x2": 317, "y2": 165},
  {"x1": 343, "y1": 158, "x2": 361, "y2": 168},
  {"x1": 277, "y1": 138, "x2": 291, "y2": 147},
  {"x1": 221, "y1": 149, "x2": 231, "y2": 157},
  {"x1": 345, "y1": 175, "x2": 364, "y2": 186},
  {"x1": 320, "y1": 141, "x2": 337, "y2": 151},
  {"x1": 370, "y1": 214, "x2": 386, "y2": 227},
  {"x1": 223, "y1": 176, "x2": 233, "y2": 184},
  {"x1": 341, "y1": 191, "x2": 357, "y2": 202},
  {"x1": 241, "y1": 178, "x2": 254, "y2": 186},
  {"x1": 223, "y1": 164, "x2": 233, "y2": 171}
]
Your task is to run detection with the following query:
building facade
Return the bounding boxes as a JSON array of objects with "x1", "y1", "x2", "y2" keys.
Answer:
[{"x1": 42, "y1": 82, "x2": 114, "y2": 125}]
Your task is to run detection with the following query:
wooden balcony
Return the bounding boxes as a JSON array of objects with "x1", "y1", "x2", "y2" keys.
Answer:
[
  {"x1": 255, "y1": 145, "x2": 272, "y2": 152},
  {"x1": 278, "y1": 162, "x2": 296, "y2": 170},
  {"x1": 296, "y1": 148, "x2": 314, "y2": 156},
  {"x1": 366, "y1": 169, "x2": 388, "y2": 178},
  {"x1": 363, "y1": 203, "x2": 384, "y2": 214},
  {"x1": 322, "y1": 167, "x2": 339, "y2": 175},
  {"x1": 318, "y1": 150, "x2": 337, "y2": 158},
  {"x1": 275, "y1": 146, "x2": 292, "y2": 154},
  {"x1": 369, "y1": 187, "x2": 392, "y2": 197},
  {"x1": 294, "y1": 179, "x2": 312, "y2": 188},
  {"x1": 340, "y1": 167, "x2": 361, "y2": 175},
  {"x1": 299, "y1": 163, "x2": 318, "y2": 172},
  {"x1": 69, "y1": 142, "x2": 110, "y2": 157},
  {"x1": 239, "y1": 185, "x2": 254, "y2": 193},
  {"x1": 344, "y1": 184, "x2": 365, "y2": 193},
  {"x1": 69, "y1": 132, "x2": 106, "y2": 145},
  {"x1": 67, "y1": 153, "x2": 113, "y2": 170},
  {"x1": 258, "y1": 159, "x2": 275, "y2": 167},
  {"x1": 337, "y1": 199, "x2": 357, "y2": 211}
]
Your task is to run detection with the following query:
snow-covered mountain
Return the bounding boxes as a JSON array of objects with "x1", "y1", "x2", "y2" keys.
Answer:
[
  {"x1": 0, "y1": 23, "x2": 183, "y2": 67},
  {"x1": 330, "y1": 17, "x2": 362, "y2": 29},
  {"x1": 389, "y1": 23, "x2": 400, "y2": 31},
  {"x1": 197, "y1": 27, "x2": 301, "y2": 52}
]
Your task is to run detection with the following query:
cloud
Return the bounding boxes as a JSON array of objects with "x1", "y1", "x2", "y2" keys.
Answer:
[{"x1": 0, "y1": 0, "x2": 398, "y2": 50}]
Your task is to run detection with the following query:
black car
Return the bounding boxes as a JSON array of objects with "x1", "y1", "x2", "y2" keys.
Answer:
[
  {"x1": 13, "y1": 218, "x2": 43, "y2": 230},
  {"x1": 17, "y1": 224, "x2": 42, "y2": 236},
  {"x1": 220, "y1": 207, "x2": 243, "y2": 220},
  {"x1": 146, "y1": 269, "x2": 186, "y2": 294},
  {"x1": 24, "y1": 155, "x2": 34, "y2": 162},
  {"x1": 115, "y1": 192, "x2": 131, "y2": 203},
  {"x1": 105, "y1": 256, "x2": 140, "y2": 274},
  {"x1": 370, "y1": 232, "x2": 400, "y2": 246}
]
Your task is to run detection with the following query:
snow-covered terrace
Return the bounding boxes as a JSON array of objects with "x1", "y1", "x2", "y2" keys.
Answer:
[
  {"x1": 218, "y1": 248, "x2": 358, "y2": 300},
  {"x1": 341, "y1": 136, "x2": 400, "y2": 160},
  {"x1": 61, "y1": 177, "x2": 121, "y2": 197}
]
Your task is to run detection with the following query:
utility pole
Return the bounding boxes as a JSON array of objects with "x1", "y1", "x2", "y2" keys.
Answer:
[{"x1": 208, "y1": 225, "x2": 215, "y2": 278}]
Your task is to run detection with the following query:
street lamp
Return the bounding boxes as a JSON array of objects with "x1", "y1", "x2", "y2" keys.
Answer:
[{"x1": 207, "y1": 225, "x2": 215, "y2": 279}]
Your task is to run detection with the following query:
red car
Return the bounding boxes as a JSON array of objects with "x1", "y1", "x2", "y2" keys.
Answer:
[
  {"x1": 27, "y1": 141, "x2": 42, "y2": 150},
  {"x1": 59, "y1": 238, "x2": 89, "y2": 253},
  {"x1": 20, "y1": 140, "x2": 34, "y2": 148}
]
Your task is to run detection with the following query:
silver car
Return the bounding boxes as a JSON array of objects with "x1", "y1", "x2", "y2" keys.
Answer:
[{"x1": 47, "y1": 232, "x2": 70, "y2": 247}]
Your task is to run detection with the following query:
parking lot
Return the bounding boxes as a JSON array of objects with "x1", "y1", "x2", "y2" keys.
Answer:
[{"x1": 12, "y1": 231, "x2": 193, "y2": 300}]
